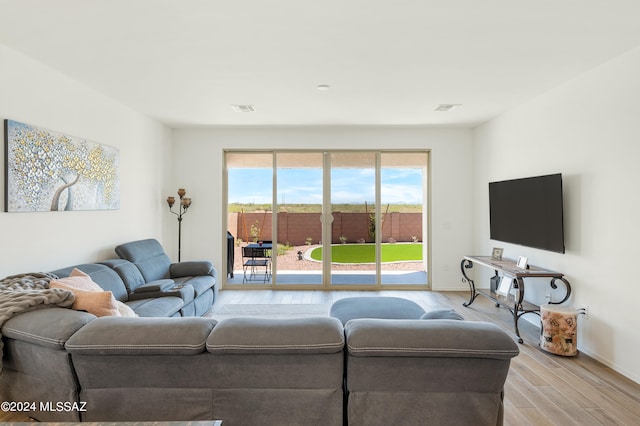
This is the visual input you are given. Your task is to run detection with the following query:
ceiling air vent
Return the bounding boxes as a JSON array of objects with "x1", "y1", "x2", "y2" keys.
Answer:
[
  {"x1": 435, "y1": 104, "x2": 461, "y2": 112},
  {"x1": 231, "y1": 105, "x2": 256, "y2": 113}
]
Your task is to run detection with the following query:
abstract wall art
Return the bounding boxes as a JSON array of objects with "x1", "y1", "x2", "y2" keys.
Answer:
[{"x1": 4, "y1": 119, "x2": 120, "y2": 212}]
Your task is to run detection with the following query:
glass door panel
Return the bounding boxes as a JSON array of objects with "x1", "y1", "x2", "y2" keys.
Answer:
[
  {"x1": 380, "y1": 152, "x2": 429, "y2": 286},
  {"x1": 226, "y1": 152, "x2": 273, "y2": 285},
  {"x1": 275, "y1": 152, "x2": 323, "y2": 285},
  {"x1": 329, "y1": 152, "x2": 377, "y2": 286}
]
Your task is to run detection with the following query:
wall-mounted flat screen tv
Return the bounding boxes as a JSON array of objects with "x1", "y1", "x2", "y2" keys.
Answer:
[{"x1": 489, "y1": 173, "x2": 565, "y2": 253}]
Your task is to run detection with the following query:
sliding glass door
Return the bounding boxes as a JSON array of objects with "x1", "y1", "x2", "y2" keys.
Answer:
[
  {"x1": 329, "y1": 152, "x2": 377, "y2": 286},
  {"x1": 380, "y1": 152, "x2": 429, "y2": 284},
  {"x1": 226, "y1": 152, "x2": 273, "y2": 285},
  {"x1": 225, "y1": 150, "x2": 429, "y2": 288},
  {"x1": 275, "y1": 152, "x2": 323, "y2": 285}
]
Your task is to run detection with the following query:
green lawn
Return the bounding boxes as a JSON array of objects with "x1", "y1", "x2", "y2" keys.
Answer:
[{"x1": 310, "y1": 243, "x2": 422, "y2": 263}]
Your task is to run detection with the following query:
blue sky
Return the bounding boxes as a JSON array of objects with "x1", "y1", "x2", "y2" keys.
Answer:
[{"x1": 228, "y1": 168, "x2": 424, "y2": 204}]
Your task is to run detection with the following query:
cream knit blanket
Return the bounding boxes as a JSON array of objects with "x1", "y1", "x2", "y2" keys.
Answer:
[{"x1": 0, "y1": 272, "x2": 75, "y2": 372}]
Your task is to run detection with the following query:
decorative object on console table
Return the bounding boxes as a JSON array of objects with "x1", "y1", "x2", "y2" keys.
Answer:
[
  {"x1": 496, "y1": 276, "x2": 512, "y2": 297},
  {"x1": 540, "y1": 304, "x2": 578, "y2": 356},
  {"x1": 517, "y1": 256, "x2": 528, "y2": 269},
  {"x1": 492, "y1": 247, "x2": 503, "y2": 260},
  {"x1": 4, "y1": 119, "x2": 120, "y2": 212},
  {"x1": 166, "y1": 188, "x2": 192, "y2": 262}
]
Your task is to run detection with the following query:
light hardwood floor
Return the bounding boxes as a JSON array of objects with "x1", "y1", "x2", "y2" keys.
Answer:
[{"x1": 3, "y1": 289, "x2": 639, "y2": 425}]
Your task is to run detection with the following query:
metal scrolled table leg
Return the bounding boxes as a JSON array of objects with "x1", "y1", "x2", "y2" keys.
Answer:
[
  {"x1": 460, "y1": 259, "x2": 478, "y2": 307},
  {"x1": 549, "y1": 277, "x2": 572, "y2": 304},
  {"x1": 512, "y1": 277, "x2": 525, "y2": 344}
]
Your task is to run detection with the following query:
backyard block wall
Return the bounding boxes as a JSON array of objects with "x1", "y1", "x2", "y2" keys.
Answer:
[{"x1": 229, "y1": 212, "x2": 422, "y2": 245}]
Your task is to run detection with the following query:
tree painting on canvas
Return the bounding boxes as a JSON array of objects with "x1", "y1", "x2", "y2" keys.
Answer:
[{"x1": 4, "y1": 119, "x2": 120, "y2": 212}]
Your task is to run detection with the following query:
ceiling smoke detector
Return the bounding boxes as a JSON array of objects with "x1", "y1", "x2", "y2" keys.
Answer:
[
  {"x1": 230, "y1": 105, "x2": 256, "y2": 112},
  {"x1": 435, "y1": 104, "x2": 461, "y2": 112}
]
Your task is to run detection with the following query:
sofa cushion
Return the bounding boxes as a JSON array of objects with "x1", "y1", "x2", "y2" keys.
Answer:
[
  {"x1": 174, "y1": 275, "x2": 214, "y2": 297},
  {"x1": 99, "y1": 259, "x2": 146, "y2": 293},
  {"x1": 115, "y1": 238, "x2": 171, "y2": 283},
  {"x1": 125, "y1": 296, "x2": 184, "y2": 317},
  {"x1": 50, "y1": 263, "x2": 129, "y2": 302},
  {"x1": 345, "y1": 319, "x2": 520, "y2": 359},
  {"x1": 49, "y1": 273, "x2": 120, "y2": 317},
  {"x1": 65, "y1": 316, "x2": 216, "y2": 355},
  {"x1": 2, "y1": 308, "x2": 95, "y2": 350},
  {"x1": 207, "y1": 317, "x2": 344, "y2": 355}
]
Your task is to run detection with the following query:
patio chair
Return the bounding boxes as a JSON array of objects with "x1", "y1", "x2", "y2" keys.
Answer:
[{"x1": 242, "y1": 246, "x2": 271, "y2": 283}]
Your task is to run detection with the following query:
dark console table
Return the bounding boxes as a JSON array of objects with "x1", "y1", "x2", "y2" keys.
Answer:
[{"x1": 460, "y1": 255, "x2": 571, "y2": 343}]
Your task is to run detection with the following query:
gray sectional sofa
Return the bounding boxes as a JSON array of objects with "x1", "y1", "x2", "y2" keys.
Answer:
[{"x1": 0, "y1": 240, "x2": 520, "y2": 425}]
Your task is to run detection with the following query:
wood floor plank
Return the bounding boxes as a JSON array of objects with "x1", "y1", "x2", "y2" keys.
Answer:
[
  {"x1": 552, "y1": 364, "x2": 640, "y2": 425},
  {"x1": 585, "y1": 407, "x2": 627, "y2": 426},
  {"x1": 511, "y1": 358, "x2": 552, "y2": 387},
  {"x1": 596, "y1": 383, "x2": 640, "y2": 417},
  {"x1": 503, "y1": 398, "x2": 534, "y2": 426},
  {"x1": 542, "y1": 387, "x2": 605, "y2": 425},
  {"x1": 504, "y1": 379, "x2": 535, "y2": 408},
  {"x1": 543, "y1": 368, "x2": 599, "y2": 409},
  {"x1": 518, "y1": 407, "x2": 556, "y2": 426},
  {"x1": 514, "y1": 351, "x2": 561, "y2": 385}
]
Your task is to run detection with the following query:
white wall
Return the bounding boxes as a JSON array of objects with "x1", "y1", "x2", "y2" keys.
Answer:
[
  {"x1": 473, "y1": 46, "x2": 640, "y2": 383},
  {"x1": 171, "y1": 126, "x2": 473, "y2": 290},
  {"x1": 0, "y1": 44, "x2": 172, "y2": 277}
]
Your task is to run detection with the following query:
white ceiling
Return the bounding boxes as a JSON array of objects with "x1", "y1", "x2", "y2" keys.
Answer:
[{"x1": 2, "y1": 0, "x2": 640, "y2": 128}]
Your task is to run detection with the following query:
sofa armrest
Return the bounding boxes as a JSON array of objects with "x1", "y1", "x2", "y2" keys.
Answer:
[
  {"x1": 345, "y1": 319, "x2": 520, "y2": 359},
  {"x1": 170, "y1": 260, "x2": 216, "y2": 279},
  {"x1": 2, "y1": 307, "x2": 95, "y2": 350},
  {"x1": 133, "y1": 279, "x2": 175, "y2": 293},
  {"x1": 127, "y1": 281, "x2": 195, "y2": 303}
]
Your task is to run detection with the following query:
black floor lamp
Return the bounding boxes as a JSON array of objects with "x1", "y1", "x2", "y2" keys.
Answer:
[{"x1": 166, "y1": 188, "x2": 192, "y2": 262}]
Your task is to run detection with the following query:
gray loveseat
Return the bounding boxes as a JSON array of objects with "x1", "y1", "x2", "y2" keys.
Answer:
[{"x1": 110, "y1": 238, "x2": 217, "y2": 317}]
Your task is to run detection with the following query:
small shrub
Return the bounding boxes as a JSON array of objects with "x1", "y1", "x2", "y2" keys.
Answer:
[{"x1": 250, "y1": 221, "x2": 260, "y2": 243}]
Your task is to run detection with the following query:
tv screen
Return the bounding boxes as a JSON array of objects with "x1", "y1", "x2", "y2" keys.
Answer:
[{"x1": 489, "y1": 173, "x2": 565, "y2": 253}]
